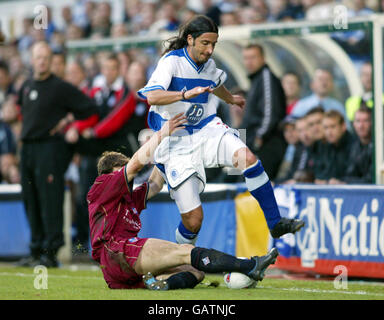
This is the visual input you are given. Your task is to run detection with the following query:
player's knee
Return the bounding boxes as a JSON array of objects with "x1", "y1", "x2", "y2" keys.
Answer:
[
  {"x1": 182, "y1": 217, "x2": 202, "y2": 233},
  {"x1": 234, "y1": 147, "x2": 258, "y2": 170},
  {"x1": 245, "y1": 150, "x2": 258, "y2": 167}
]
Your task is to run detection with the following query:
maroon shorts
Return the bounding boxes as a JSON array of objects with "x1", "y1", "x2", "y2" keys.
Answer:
[{"x1": 99, "y1": 236, "x2": 149, "y2": 289}]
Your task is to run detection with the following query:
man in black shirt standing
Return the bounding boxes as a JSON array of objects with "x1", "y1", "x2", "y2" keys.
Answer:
[
  {"x1": 241, "y1": 44, "x2": 287, "y2": 180},
  {"x1": 17, "y1": 41, "x2": 98, "y2": 267}
]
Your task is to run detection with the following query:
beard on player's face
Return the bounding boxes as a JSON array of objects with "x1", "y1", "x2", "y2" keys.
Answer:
[{"x1": 191, "y1": 41, "x2": 211, "y2": 64}]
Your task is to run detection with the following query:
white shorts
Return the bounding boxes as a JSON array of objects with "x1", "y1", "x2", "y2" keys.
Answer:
[{"x1": 154, "y1": 117, "x2": 246, "y2": 194}]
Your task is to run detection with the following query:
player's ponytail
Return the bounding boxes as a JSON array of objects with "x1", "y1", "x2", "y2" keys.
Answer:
[{"x1": 163, "y1": 15, "x2": 218, "y2": 54}]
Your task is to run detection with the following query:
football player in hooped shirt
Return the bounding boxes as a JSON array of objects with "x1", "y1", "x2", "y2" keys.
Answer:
[
  {"x1": 88, "y1": 113, "x2": 279, "y2": 290},
  {"x1": 138, "y1": 15, "x2": 305, "y2": 245}
]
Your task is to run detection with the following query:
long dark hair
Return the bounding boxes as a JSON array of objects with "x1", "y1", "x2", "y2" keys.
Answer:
[{"x1": 163, "y1": 15, "x2": 218, "y2": 55}]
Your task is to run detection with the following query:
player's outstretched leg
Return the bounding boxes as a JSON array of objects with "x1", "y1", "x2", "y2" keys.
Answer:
[
  {"x1": 136, "y1": 238, "x2": 278, "y2": 290},
  {"x1": 234, "y1": 147, "x2": 305, "y2": 238},
  {"x1": 190, "y1": 247, "x2": 278, "y2": 282}
]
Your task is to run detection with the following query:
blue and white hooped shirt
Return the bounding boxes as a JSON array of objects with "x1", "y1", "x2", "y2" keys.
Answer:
[{"x1": 137, "y1": 47, "x2": 227, "y2": 134}]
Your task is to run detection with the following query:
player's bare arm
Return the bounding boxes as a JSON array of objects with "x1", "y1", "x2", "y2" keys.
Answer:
[
  {"x1": 146, "y1": 167, "x2": 165, "y2": 200},
  {"x1": 125, "y1": 113, "x2": 187, "y2": 181},
  {"x1": 146, "y1": 86, "x2": 213, "y2": 106},
  {"x1": 213, "y1": 85, "x2": 245, "y2": 109}
]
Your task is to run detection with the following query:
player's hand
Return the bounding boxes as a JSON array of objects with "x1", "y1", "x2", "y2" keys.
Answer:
[
  {"x1": 82, "y1": 128, "x2": 95, "y2": 139},
  {"x1": 328, "y1": 178, "x2": 346, "y2": 185},
  {"x1": 65, "y1": 127, "x2": 79, "y2": 144},
  {"x1": 185, "y1": 86, "x2": 213, "y2": 99},
  {"x1": 160, "y1": 113, "x2": 187, "y2": 137},
  {"x1": 50, "y1": 117, "x2": 69, "y2": 136},
  {"x1": 230, "y1": 95, "x2": 245, "y2": 109}
]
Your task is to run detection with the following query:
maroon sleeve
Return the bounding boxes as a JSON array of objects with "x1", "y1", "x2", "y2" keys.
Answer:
[
  {"x1": 132, "y1": 182, "x2": 149, "y2": 214},
  {"x1": 98, "y1": 166, "x2": 130, "y2": 204}
]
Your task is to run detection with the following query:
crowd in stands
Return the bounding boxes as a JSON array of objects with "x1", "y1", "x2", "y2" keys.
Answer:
[{"x1": 0, "y1": 0, "x2": 379, "y2": 188}]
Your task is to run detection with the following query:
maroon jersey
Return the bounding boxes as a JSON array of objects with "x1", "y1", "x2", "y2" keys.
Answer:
[{"x1": 87, "y1": 166, "x2": 148, "y2": 262}]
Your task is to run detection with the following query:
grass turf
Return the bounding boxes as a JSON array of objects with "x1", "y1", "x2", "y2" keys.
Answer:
[{"x1": 0, "y1": 266, "x2": 383, "y2": 300}]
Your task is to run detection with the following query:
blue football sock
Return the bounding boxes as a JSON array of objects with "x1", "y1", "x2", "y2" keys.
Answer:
[
  {"x1": 243, "y1": 161, "x2": 281, "y2": 230},
  {"x1": 175, "y1": 221, "x2": 198, "y2": 244}
]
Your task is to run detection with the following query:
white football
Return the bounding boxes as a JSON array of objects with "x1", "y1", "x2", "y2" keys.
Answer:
[{"x1": 223, "y1": 272, "x2": 257, "y2": 289}]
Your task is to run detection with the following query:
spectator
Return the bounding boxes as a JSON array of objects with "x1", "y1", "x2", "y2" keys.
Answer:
[
  {"x1": 268, "y1": 0, "x2": 289, "y2": 21},
  {"x1": 61, "y1": 6, "x2": 73, "y2": 30},
  {"x1": 151, "y1": 0, "x2": 180, "y2": 32},
  {"x1": 301, "y1": 0, "x2": 321, "y2": 18},
  {"x1": 111, "y1": 23, "x2": 129, "y2": 38},
  {"x1": 72, "y1": 0, "x2": 93, "y2": 32},
  {"x1": 0, "y1": 120, "x2": 18, "y2": 184},
  {"x1": 117, "y1": 51, "x2": 132, "y2": 78},
  {"x1": 291, "y1": 68, "x2": 346, "y2": 120},
  {"x1": 315, "y1": 110, "x2": 356, "y2": 184},
  {"x1": 276, "y1": 115, "x2": 314, "y2": 184},
  {"x1": 241, "y1": 43, "x2": 287, "y2": 180},
  {"x1": 201, "y1": 0, "x2": 222, "y2": 26},
  {"x1": 304, "y1": 106, "x2": 326, "y2": 177},
  {"x1": 345, "y1": 61, "x2": 378, "y2": 122},
  {"x1": 65, "y1": 24, "x2": 85, "y2": 40},
  {"x1": 51, "y1": 51, "x2": 67, "y2": 79},
  {"x1": 330, "y1": 0, "x2": 373, "y2": 60},
  {"x1": 43, "y1": 7, "x2": 59, "y2": 42},
  {"x1": 249, "y1": 0, "x2": 269, "y2": 21},
  {"x1": 277, "y1": 0, "x2": 305, "y2": 20},
  {"x1": 17, "y1": 18, "x2": 34, "y2": 54},
  {"x1": 239, "y1": 6, "x2": 266, "y2": 24},
  {"x1": 281, "y1": 71, "x2": 301, "y2": 115},
  {"x1": 1, "y1": 96, "x2": 22, "y2": 146},
  {"x1": 220, "y1": 11, "x2": 240, "y2": 26},
  {"x1": 275, "y1": 115, "x2": 299, "y2": 182},
  {"x1": 89, "y1": 2, "x2": 112, "y2": 38},
  {"x1": 179, "y1": 7, "x2": 198, "y2": 25},
  {"x1": 65, "y1": 60, "x2": 90, "y2": 94},
  {"x1": 83, "y1": 54, "x2": 100, "y2": 82},
  {"x1": 329, "y1": 105, "x2": 373, "y2": 184},
  {"x1": 0, "y1": 61, "x2": 14, "y2": 108}
]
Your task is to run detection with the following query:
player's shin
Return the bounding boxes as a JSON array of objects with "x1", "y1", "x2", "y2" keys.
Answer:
[
  {"x1": 190, "y1": 247, "x2": 256, "y2": 274},
  {"x1": 242, "y1": 161, "x2": 281, "y2": 230}
]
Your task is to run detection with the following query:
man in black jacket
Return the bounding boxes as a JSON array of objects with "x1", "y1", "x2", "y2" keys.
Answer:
[
  {"x1": 329, "y1": 106, "x2": 373, "y2": 184},
  {"x1": 241, "y1": 44, "x2": 287, "y2": 180},
  {"x1": 17, "y1": 41, "x2": 98, "y2": 267},
  {"x1": 315, "y1": 110, "x2": 356, "y2": 184}
]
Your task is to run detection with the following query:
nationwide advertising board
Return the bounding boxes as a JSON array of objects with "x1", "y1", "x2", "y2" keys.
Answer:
[{"x1": 273, "y1": 185, "x2": 384, "y2": 278}]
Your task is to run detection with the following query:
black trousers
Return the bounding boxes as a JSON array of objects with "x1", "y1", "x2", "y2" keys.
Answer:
[
  {"x1": 20, "y1": 138, "x2": 70, "y2": 257},
  {"x1": 252, "y1": 134, "x2": 287, "y2": 181}
]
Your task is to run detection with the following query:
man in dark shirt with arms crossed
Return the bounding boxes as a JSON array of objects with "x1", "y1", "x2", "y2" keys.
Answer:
[{"x1": 17, "y1": 41, "x2": 98, "y2": 267}]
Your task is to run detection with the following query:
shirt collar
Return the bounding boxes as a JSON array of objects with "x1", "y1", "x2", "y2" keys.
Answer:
[{"x1": 183, "y1": 47, "x2": 205, "y2": 73}]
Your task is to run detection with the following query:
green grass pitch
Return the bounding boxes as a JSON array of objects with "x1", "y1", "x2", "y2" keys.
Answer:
[{"x1": 0, "y1": 265, "x2": 383, "y2": 300}]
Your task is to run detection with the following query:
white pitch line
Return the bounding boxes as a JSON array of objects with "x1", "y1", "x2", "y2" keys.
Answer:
[
  {"x1": 216, "y1": 282, "x2": 384, "y2": 297},
  {"x1": 257, "y1": 285, "x2": 384, "y2": 297},
  {"x1": 0, "y1": 272, "x2": 103, "y2": 281}
]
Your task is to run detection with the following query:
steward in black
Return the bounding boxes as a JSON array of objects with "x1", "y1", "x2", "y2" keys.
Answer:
[
  {"x1": 241, "y1": 64, "x2": 287, "y2": 179},
  {"x1": 19, "y1": 74, "x2": 96, "y2": 141},
  {"x1": 17, "y1": 52, "x2": 98, "y2": 268}
]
